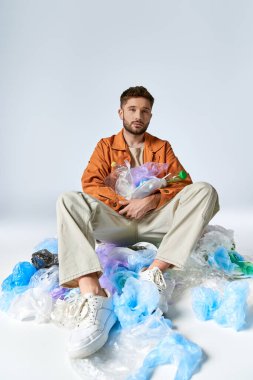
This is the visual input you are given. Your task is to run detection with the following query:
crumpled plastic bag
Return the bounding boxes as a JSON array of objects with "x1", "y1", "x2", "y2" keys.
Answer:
[
  {"x1": 1, "y1": 261, "x2": 37, "y2": 291},
  {"x1": 192, "y1": 280, "x2": 249, "y2": 330},
  {"x1": 0, "y1": 285, "x2": 29, "y2": 312},
  {"x1": 190, "y1": 225, "x2": 235, "y2": 267},
  {"x1": 97, "y1": 242, "x2": 157, "y2": 294},
  {"x1": 113, "y1": 276, "x2": 160, "y2": 328},
  {"x1": 128, "y1": 331, "x2": 202, "y2": 380},
  {"x1": 105, "y1": 160, "x2": 170, "y2": 200},
  {"x1": 8, "y1": 287, "x2": 53, "y2": 323},
  {"x1": 192, "y1": 286, "x2": 221, "y2": 321},
  {"x1": 213, "y1": 280, "x2": 249, "y2": 330},
  {"x1": 72, "y1": 313, "x2": 202, "y2": 380},
  {"x1": 33, "y1": 238, "x2": 58, "y2": 254},
  {"x1": 31, "y1": 249, "x2": 59, "y2": 269},
  {"x1": 28, "y1": 265, "x2": 59, "y2": 292}
]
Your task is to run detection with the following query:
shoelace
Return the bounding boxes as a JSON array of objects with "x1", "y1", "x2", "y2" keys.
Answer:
[
  {"x1": 141, "y1": 268, "x2": 167, "y2": 292},
  {"x1": 61, "y1": 294, "x2": 99, "y2": 327}
]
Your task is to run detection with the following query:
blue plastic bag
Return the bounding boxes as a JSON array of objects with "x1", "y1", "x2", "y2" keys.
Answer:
[
  {"x1": 33, "y1": 238, "x2": 58, "y2": 254},
  {"x1": 1, "y1": 262, "x2": 37, "y2": 292},
  {"x1": 192, "y1": 280, "x2": 249, "y2": 330},
  {"x1": 192, "y1": 287, "x2": 221, "y2": 320},
  {"x1": 113, "y1": 276, "x2": 160, "y2": 328},
  {"x1": 213, "y1": 281, "x2": 249, "y2": 330},
  {"x1": 128, "y1": 331, "x2": 202, "y2": 380}
]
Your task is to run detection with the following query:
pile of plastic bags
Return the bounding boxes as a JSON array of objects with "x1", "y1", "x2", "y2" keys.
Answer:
[{"x1": 0, "y1": 226, "x2": 252, "y2": 380}]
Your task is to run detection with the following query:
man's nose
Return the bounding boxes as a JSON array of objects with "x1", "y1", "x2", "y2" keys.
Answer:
[{"x1": 134, "y1": 110, "x2": 142, "y2": 119}]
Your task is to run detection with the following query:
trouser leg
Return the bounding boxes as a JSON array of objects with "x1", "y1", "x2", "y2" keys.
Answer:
[
  {"x1": 56, "y1": 191, "x2": 136, "y2": 288},
  {"x1": 138, "y1": 182, "x2": 220, "y2": 268}
]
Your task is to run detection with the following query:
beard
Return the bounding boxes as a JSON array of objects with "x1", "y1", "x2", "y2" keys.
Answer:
[{"x1": 123, "y1": 119, "x2": 149, "y2": 135}]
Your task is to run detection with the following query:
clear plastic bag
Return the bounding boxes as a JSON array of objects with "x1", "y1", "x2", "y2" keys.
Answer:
[
  {"x1": 72, "y1": 313, "x2": 202, "y2": 380},
  {"x1": 28, "y1": 265, "x2": 59, "y2": 292},
  {"x1": 8, "y1": 287, "x2": 53, "y2": 323},
  {"x1": 105, "y1": 160, "x2": 170, "y2": 200}
]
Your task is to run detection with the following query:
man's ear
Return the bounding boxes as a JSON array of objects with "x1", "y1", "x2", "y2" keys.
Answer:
[{"x1": 118, "y1": 108, "x2": 123, "y2": 120}]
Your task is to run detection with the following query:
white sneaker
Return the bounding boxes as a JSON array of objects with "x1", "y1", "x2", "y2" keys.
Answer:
[
  {"x1": 67, "y1": 292, "x2": 117, "y2": 359},
  {"x1": 139, "y1": 267, "x2": 168, "y2": 314}
]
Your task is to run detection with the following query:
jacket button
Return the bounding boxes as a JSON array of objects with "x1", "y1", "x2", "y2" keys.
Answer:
[
  {"x1": 112, "y1": 202, "x2": 117, "y2": 207},
  {"x1": 164, "y1": 190, "x2": 169, "y2": 193}
]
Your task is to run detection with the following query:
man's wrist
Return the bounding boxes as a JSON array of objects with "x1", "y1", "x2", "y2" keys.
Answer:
[{"x1": 149, "y1": 193, "x2": 161, "y2": 209}]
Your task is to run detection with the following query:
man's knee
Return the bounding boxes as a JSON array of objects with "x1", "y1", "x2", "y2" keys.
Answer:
[
  {"x1": 188, "y1": 181, "x2": 218, "y2": 199},
  {"x1": 190, "y1": 182, "x2": 220, "y2": 218},
  {"x1": 56, "y1": 191, "x2": 80, "y2": 211}
]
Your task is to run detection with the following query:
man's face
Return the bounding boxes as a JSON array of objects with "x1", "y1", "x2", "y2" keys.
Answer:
[{"x1": 118, "y1": 97, "x2": 152, "y2": 135}]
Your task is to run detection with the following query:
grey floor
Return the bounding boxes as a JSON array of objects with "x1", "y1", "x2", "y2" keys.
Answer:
[{"x1": 0, "y1": 209, "x2": 253, "y2": 380}]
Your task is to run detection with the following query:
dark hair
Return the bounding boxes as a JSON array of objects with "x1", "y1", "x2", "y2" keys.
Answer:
[{"x1": 120, "y1": 86, "x2": 154, "y2": 108}]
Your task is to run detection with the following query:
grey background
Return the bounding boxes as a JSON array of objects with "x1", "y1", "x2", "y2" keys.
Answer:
[{"x1": 1, "y1": 0, "x2": 253, "y2": 221}]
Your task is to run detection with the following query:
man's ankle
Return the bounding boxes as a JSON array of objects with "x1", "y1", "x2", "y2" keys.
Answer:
[
  {"x1": 78, "y1": 272, "x2": 108, "y2": 297},
  {"x1": 148, "y1": 259, "x2": 174, "y2": 272}
]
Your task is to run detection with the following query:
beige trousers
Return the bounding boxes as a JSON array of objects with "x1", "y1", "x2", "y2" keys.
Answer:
[{"x1": 56, "y1": 182, "x2": 219, "y2": 288}]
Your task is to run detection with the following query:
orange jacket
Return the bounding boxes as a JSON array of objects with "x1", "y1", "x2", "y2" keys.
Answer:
[{"x1": 81, "y1": 129, "x2": 192, "y2": 212}]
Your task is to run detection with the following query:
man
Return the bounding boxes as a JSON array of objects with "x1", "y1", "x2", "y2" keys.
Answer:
[{"x1": 57, "y1": 86, "x2": 219, "y2": 359}]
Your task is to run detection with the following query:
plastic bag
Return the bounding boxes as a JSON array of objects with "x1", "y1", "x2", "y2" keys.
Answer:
[
  {"x1": 31, "y1": 249, "x2": 59, "y2": 269},
  {"x1": 192, "y1": 280, "x2": 249, "y2": 330},
  {"x1": 28, "y1": 265, "x2": 59, "y2": 292},
  {"x1": 213, "y1": 280, "x2": 249, "y2": 330},
  {"x1": 8, "y1": 287, "x2": 53, "y2": 323},
  {"x1": 113, "y1": 276, "x2": 160, "y2": 328},
  {"x1": 97, "y1": 243, "x2": 157, "y2": 294},
  {"x1": 190, "y1": 225, "x2": 235, "y2": 267},
  {"x1": 72, "y1": 313, "x2": 202, "y2": 380},
  {"x1": 0, "y1": 285, "x2": 29, "y2": 312},
  {"x1": 129, "y1": 331, "x2": 202, "y2": 380},
  {"x1": 192, "y1": 286, "x2": 221, "y2": 320},
  {"x1": 105, "y1": 160, "x2": 184, "y2": 200},
  {"x1": 33, "y1": 238, "x2": 58, "y2": 254},
  {"x1": 1, "y1": 262, "x2": 37, "y2": 291}
]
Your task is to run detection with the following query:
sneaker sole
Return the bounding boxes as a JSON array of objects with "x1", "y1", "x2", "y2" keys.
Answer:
[{"x1": 68, "y1": 312, "x2": 117, "y2": 359}]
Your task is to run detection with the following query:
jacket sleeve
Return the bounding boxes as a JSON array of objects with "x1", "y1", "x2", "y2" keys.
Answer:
[
  {"x1": 156, "y1": 142, "x2": 192, "y2": 209},
  {"x1": 81, "y1": 139, "x2": 126, "y2": 211}
]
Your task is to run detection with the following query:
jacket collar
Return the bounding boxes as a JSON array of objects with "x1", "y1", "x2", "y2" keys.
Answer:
[{"x1": 111, "y1": 128, "x2": 165, "y2": 152}]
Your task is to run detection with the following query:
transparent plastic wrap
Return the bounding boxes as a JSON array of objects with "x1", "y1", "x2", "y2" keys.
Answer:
[
  {"x1": 105, "y1": 160, "x2": 187, "y2": 200},
  {"x1": 28, "y1": 265, "x2": 59, "y2": 292},
  {"x1": 0, "y1": 285, "x2": 29, "y2": 312},
  {"x1": 1, "y1": 266, "x2": 59, "y2": 321},
  {"x1": 8, "y1": 287, "x2": 53, "y2": 323},
  {"x1": 129, "y1": 331, "x2": 202, "y2": 380},
  {"x1": 1, "y1": 226, "x2": 252, "y2": 379},
  {"x1": 189, "y1": 225, "x2": 235, "y2": 267},
  {"x1": 169, "y1": 225, "x2": 249, "y2": 299},
  {"x1": 71, "y1": 313, "x2": 202, "y2": 380}
]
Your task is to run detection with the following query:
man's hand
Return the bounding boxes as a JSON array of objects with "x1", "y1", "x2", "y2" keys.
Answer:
[{"x1": 118, "y1": 193, "x2": 161, "y2": 220}]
